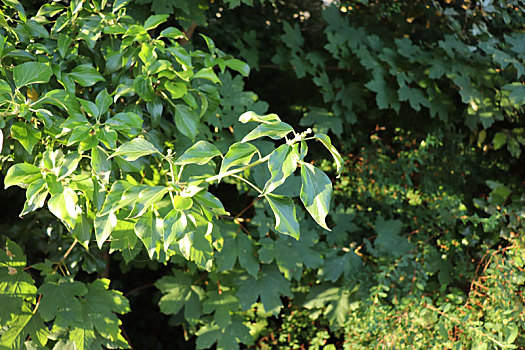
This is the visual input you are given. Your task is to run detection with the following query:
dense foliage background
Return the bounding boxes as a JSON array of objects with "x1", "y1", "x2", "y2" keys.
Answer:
[{"x1": 1, "y1": 0, "x2": 525, "y2": 349}]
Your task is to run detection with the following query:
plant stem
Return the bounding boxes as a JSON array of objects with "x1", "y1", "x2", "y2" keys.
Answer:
[
  {"x1": 177, "y1": 164, "x2": 184, "y2": 181},
  {"x1": 205, "y1": 153, "x2": 270, "y2": 183},
  {"x1": 234, "y1": 197, "x2": 260, "y2": 220},
  {"x1": 232, "y1": 174, "x2": 263, "y2": 194},
  {"x1": 52, "y1": 239, "x2": 78, "y2": 274}
]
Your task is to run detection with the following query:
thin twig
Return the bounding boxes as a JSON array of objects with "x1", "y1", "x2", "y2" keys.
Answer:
[
  {"x1": 124, "y1": 283, "x2": 155, "y2": 297},
  {"x1": 234, "y1": 198, "x2": 260, "y2": 220},
  {"x1": 52, "y1": 239, "x2": 78, "y2": 274}
]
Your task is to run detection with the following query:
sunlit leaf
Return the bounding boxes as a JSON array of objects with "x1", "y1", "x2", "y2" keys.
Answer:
[
  {"x1": 299, "y1": 163, "x2": 332, "y2": 230},
  {"x1": 13, "y1": 62, "x2": 52, "y2": 87},
  {"x1": 174, "y1": 141, "x2": 221, "y2": 165},
  {"x1": 264, "y1": 194, "x2": 300, "y2": 239},
  {"x1": 109, "y1": 138, "x2": 160, "y2": 161}
]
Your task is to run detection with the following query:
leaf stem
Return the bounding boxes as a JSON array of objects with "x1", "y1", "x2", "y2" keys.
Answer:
[
  {"x1": 52, "y1": 239, "x2": 78, "y2": 274},
  {"x1": 231, "y1": 174, "x2": 262, "y2": 194},
  {"x1": 32, "y1": 294, "x2": 42, "y2": 314},
  {"x1": 234, "y1": 197, "x2": 260, "y2": 220},
  {"x1": 205, "y1": 153, "x2": 270, "y2": 183},
  {"x1": 177, "y1": 164, "x2": 184, "y2": 181}
]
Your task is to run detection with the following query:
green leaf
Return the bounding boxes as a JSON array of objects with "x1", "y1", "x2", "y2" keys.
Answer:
[
  {"x1": 303, "y1": 284, "x2": 350, "y2": 327},
  {"x1": 113, "y1": 0, "x2": 130, "y2": 12},
  {"x1": 155, "y1": 272, "x2": 193, "y2": 315},
  {"x1": 373, "y1": 217, "x2": 414, "y2": 257},
  {"x1": 174, "y1": 140, "x2": 222, "y2": 165},
  {"x1": 78, "y1": 134, "x2": 98, "y2": 151},
  {"x1": 241, "y1": 122, "x2": 293, "y2": 143},
  {"x1": 320, "y1": 251, "x2": 362, "y2": 282},
  {"x1": 264, "y1": 194, "x2": 300, "y2": 239},
  {"x1": 37, "y1": 277, "x2": 87, "y2": 322},
  {"x1": 95, "y1": 212, "x2": 118, "y2": 249},
  {"x1": 258, "y1": 235, "x2": 322, "y2": 281},
  {"x1": 236, "y1": 233, "x2": 259, "y2": 278},
  {"x1": 13, "y1": 62, "x2": 52, "y2": 87},
  {"x1": 0, "y1": 309, "x2": 49, "y2": 349},
  {"x1": 195, "y1": 317, "x2": 251, "y2": 350},
  {"x1": 10, "y1": 122, "x2": 41, "y2": 154},
  {"x1": 225, "y1": 59, "x2": 250, "y2": 77},
  {"x1": 200, "y1": 34, "x2": 216, "y2": 53},
  {"x1": 174, "y1": 105, "x2": 199, "y2": 139},
  {"x1": 67, "y1": 125, "x2": 91, "y2": 146},
  {"x1": 95, "y1": 89, "x2": 112, "y2": 115},
  {"x1": 58, "y1": 152, "x2": 82, "y2": 180},
  {"x1": 20, "y1": 178, "x2": 48, "y2": 216},
  {"x1": 261, "y1": 144, "x2": 299, "y2": 195},
  {"x1": 133, "y1": 186, "x2": 169, "y2": 217},
  {"x1": 146, "y1": 99, "x2": 163, "y2": 128},
  {"x1": 503, "y1": 82, "x2": 525, "y2": 107},
  {"x1": 236, "y1": 264, "x2": 291, "y2": 315},
  {"x1": 134, "y1": 211, "x2": 164, "y2": 259},
  {"x1": 91, "y1": 146, "x2": 111, "y2": 185},
  {"x1": 48, "y1": 188, "x2": 80, "y2": 229},
  {"x1": 219, "y1": 142, "x2": 257, "y2": 178},
  {"x1": 215, "y1": 228, "x2": 237, "y2": 271},
  {"x1": 57, "y1": 33, "x2": 72, "y2": 58},
  {"x1": 61, "y1": 111, "x2": 88, "y2": 129},
  {"x1": 172, "y1": 195, "x2": 193, "y2": 210},
  {"x1": 281, "y1": 21, "x2": 304, "y2": 50},
  {"x1": 315, "y1": 133, "x2": 343, "y2": 177},
  {"x1": 159, "y1": 27, "x2": 185, "y2": 39},
  {"x1": 202, "y1": 291, "x2": 238, "y2": 329},
  {"x1": 216, "y1": 318, "x2": 251, "y2": 349},
  {"x1": 0, "y1": 79, "x2": 11, "y2": 95},
  {"x1": 69, "y1": 324, "x2": 96, "y2": 350},
  {"x1": 163, "y1": 209, "x2": 187, "y2": 251},
  {"x1": 105, "y1": 112, "x2": 143, "y2": 130},
  {"x1": 80, "y1": 99, "x2": 100, "y2": 120},
  {"x1": 134, "y1": 75, "x2": 156, "y2": 101},
  {"x1": 364, "y1": 71, "x2": 399, "y2": 111},
  {"x1": 167, "y1": 46, "x2": 192, "y2": 69},
  {"x1": 144, "y1": 14, "x2": 169, "y2": 31},
  {"x1": 72, "y1": 213, "x2": 93, "y2": 248},
  {"x1": 194, "y1": 192, "x2": 227, "y2": 215},
  {"x1": 99, "y1": 180, "x2": 133, "y2": 215},
  {"x1": 3, "y1": 0, "x2": 26, "y2": 22},
  {"x1": 23, "y1": 19, "x2": 49, "y2": 39},
  {"x1": 109, "y1": 138, "x2": 160, "y2": 161},
  {"x1": 139, "y1": 42, "x2": 155, "y2": 65},
  {"x1": 0, "y1": 240, "x2": 37, "y2": 324},
  {"x1": 165, "y1": 81, "x2": 187, "y2": 99},
  {"x1": 178, "y1": 228, "x2": 214, "y2": 270},
  {"x1": 299, "y1": 163, "x2": 332, "y2": 230},
  {"x1": 398, "y1": 86, "x2": 429, "y2": 111},
  {"x1": 4, "y1": 163, "x2": 41, "y2": 189},
  {"x1": 194, "y1": 68, "x2": 220, "y2": 84},
  {"x1": 493, "y1": 132, "x2": 507, "y2": 150},
  {"x1": 82, "y1": 279, "x2": 130, "y2": 342},
  {"x1": 68, "y1": 64, "x2": 105, "y2": 87},
  {"x1": 239, "y1": 111, "x2": 281, "y2": 124}
]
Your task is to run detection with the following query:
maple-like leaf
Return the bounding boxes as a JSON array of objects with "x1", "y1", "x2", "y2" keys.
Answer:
[
  {"x1": 37, "y1": 276, "x2": 87, "y2": 322},
  {"x1": 236, "y1": 264, "x2": 292, "y2": 315}
]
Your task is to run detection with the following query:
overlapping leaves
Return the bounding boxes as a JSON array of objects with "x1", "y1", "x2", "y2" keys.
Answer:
[{"x1": 0, "y1": 0, "x2": 343, "y2": 349}]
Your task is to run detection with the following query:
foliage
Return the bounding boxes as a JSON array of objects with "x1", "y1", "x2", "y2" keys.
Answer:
[
  {"x1": 2, "y1": 0, "x2": 525, "y2": 349},
  {"x1": 0, "y1": 0, "x2": 337, "y2": 349}
]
